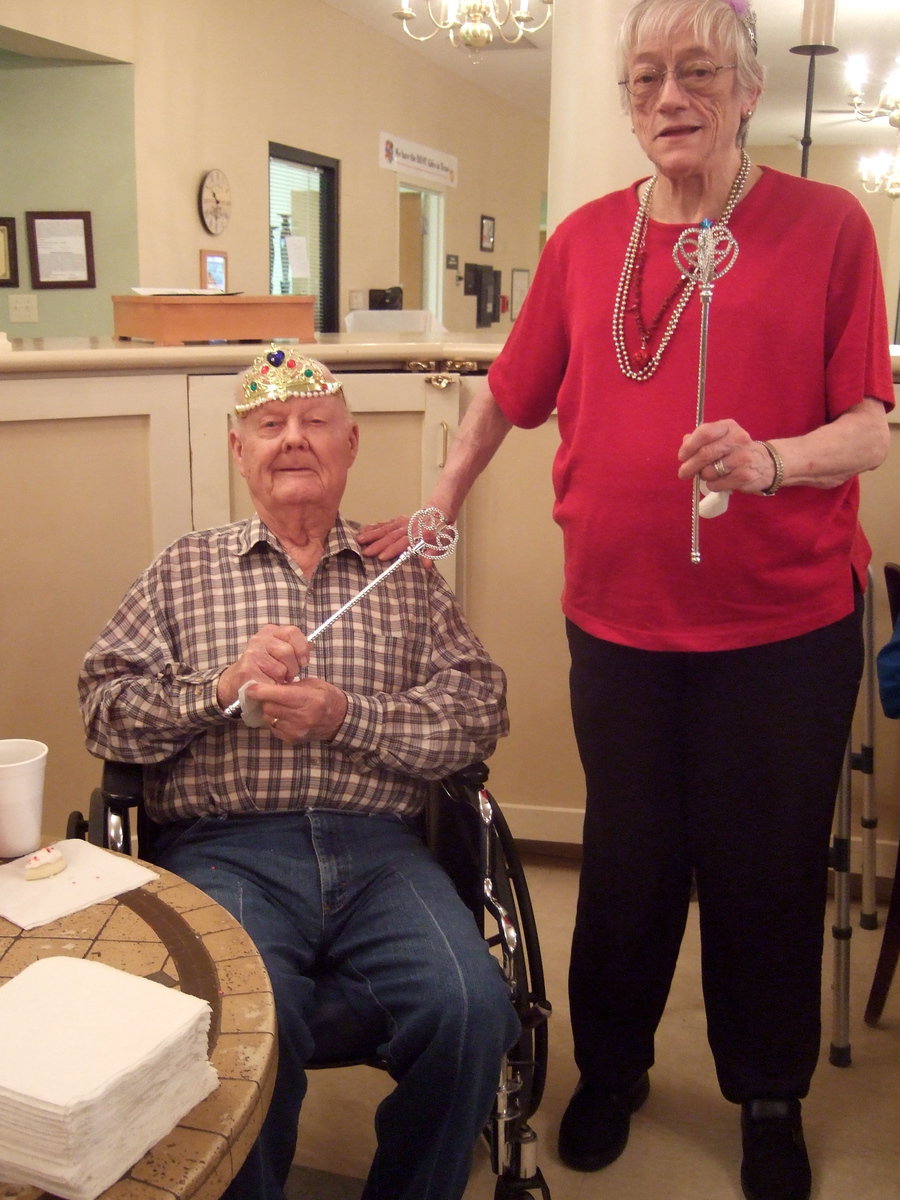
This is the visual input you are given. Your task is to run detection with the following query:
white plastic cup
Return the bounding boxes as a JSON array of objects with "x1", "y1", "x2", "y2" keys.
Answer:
[{"x1": 0, "y1": 740, "x2": 48, "y2": 858}]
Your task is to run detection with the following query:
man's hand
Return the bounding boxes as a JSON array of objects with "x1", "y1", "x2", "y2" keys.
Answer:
[
  {"x1": 356, "y1": 516, "x2": 411, "y2": 561},
  {"x1": 245, "y1": 677, "x2": 348, "y2": 744},
  {"x1": 216, "y1": 624, "x2": 310, "y2": 709}
]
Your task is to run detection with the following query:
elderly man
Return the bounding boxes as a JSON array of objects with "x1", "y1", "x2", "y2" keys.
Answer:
[{"x1": 79, "y1": 348, "x2": 518, "y2": 1200}]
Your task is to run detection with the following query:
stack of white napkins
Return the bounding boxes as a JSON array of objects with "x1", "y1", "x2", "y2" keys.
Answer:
[{"x1": 0, "y1": 956, "x2": 218, "y2": 1200}]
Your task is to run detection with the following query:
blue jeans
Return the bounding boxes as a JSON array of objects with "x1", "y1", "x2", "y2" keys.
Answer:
[{"x1": 153, "y1": 809, "x2": 519, "y2": 1200}]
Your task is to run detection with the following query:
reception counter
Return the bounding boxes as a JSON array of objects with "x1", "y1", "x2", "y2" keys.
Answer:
[{"x1": 0, "y1": 332, "x2": 503, "y2": 375}]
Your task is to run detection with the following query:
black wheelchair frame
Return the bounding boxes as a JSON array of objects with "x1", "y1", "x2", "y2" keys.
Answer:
[{"x1": 68, "y1": 761, "x2": 552, "y2": 1200}]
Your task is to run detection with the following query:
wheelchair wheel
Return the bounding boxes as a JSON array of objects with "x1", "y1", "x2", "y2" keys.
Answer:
[{"x1": 429, "y1": 769, "x2": 551, "y2": 1121}]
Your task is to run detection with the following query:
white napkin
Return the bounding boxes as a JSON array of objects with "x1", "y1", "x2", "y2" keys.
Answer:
[
  {"x1": 238, "y1": 678, "x2": 267, "y2": 727},
  {"x1": 698, "y1": 480, "x2": 731, "y2": 518},
  {"x1": 0, "y1": 839, "x2": 158, "y2": 930},
  {"x1": 0, "y1": 956, "x2": 217, "y2": 1200}
]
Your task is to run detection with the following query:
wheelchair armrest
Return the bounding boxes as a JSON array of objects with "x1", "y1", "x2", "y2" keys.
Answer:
[
  {"x1": 67, "y1": 760, "x2": 146, "y2": 854},
  {"x1": 100, "y1": 760, "x2": 145, "y2": 803},
  {"x1": 444, "y1": 761, "x2": 489, "y2": 790}
]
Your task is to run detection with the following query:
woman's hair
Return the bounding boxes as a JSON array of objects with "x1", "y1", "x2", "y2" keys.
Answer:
[{"x1": 616, "y1": 0, "x2": 766, "y2": 144}]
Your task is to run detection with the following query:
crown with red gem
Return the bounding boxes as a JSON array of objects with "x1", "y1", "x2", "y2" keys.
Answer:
[{"x1": 235, "y1": 345, "x2": 343, "y2": 416}]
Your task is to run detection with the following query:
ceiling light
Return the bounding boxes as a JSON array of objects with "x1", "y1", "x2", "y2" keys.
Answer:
[
  {"x1": 858, "y1": 147, "x2": 900, "y2": 198},
  {"x1": 393, "y1": 2, "x2": 552, "y2": 53},
  {"x1": 845, "y1": 53, "x2": 900, "y2": 197}
]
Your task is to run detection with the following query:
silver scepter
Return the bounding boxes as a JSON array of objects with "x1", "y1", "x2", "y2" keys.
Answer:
[
  {"x1": 223, "y1": 507, "x2": 458, "y2": 721},
  {"x1": 673, "y1": 219, "x2": 739, "y2": 564}
]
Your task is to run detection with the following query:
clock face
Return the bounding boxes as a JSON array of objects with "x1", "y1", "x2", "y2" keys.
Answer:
[{"x1": 199, "y1": 169, "x2": 231, "y2": 235}]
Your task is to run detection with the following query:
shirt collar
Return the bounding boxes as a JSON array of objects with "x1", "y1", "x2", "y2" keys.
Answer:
[{"x1": 236, "y1": 513, "x2": 363, "y2": 563}]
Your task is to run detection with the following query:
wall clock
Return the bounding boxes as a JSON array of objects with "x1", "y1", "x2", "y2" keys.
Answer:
[{"x1": 198, "y1": 169, "x2": 231, "y2": 236}]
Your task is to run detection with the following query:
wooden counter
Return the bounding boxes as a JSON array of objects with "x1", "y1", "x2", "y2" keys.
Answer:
[
  {"x1": 112, "y1": 295, "x2": 316, "y2": 346},
  {"x1": 0, "y1": 333, "x2": 503, "y2": 375}
]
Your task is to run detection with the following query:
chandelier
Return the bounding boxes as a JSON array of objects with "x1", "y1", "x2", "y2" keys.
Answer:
[
  {"x1": 393, "y1": 2, "x2": 553, "y2": 52},
  {"x1": 858, "y1": 148, "x2": 900, "y2": 199},
  {"x1": 845, "y1": 54, "x2": 900, "y2": 198},
  {"x1": 845, "y1": 54, "x2": 900, "y2": 125}
]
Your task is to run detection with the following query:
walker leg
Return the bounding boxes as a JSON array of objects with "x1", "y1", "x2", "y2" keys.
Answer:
[
  {"x1": 856, "y1": 570, "x2": 878, "y2": 931},
  {"x1": 829, "y1": 746, "x2": 852, "y2": 1067}
]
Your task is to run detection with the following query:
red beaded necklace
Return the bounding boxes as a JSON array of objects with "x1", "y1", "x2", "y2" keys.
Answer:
[
  {"x1": 612, "y1": 151, "x2": 752, "y2": 382},
  {"x1": 627, "y1": 240, "x2": 692, "y2": 371}
]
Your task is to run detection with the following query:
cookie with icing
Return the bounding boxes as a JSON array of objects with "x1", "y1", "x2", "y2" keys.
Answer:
[{"x1": 24, "y1": 845, "x2": 66, "y2": 880}]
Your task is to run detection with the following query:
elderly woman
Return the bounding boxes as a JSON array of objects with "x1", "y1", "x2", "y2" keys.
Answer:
[{"x1": 360, "y1": 2, "x2": 894, "y2": 1197}]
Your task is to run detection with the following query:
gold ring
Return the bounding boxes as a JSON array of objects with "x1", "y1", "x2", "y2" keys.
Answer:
[
  {"x1": 271, "y1": 716, "x2": 279, "y2": 729},
  {"x1": 713, "y1": 458, "x2": 729, "y2": 478}
]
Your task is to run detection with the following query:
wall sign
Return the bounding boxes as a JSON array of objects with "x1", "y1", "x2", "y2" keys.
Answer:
[{"x1": 379, "y1": 133, "x2": 457, "y2": 188}]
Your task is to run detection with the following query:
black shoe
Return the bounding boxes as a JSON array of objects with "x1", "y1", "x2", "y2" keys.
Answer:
[
  {"x1": 557, "y1": 1072, "x2": 650, "y2": 1171},
  {"x1": 740, "y1": 1099, "x2": 812, "y2": 1200}
]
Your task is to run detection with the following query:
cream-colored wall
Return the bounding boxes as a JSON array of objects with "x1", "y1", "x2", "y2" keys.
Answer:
[{"x1": 0, "y1": 0, "x2": 549, "y2": 335}]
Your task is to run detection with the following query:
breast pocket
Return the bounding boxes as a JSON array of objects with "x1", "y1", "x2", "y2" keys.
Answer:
[{"x1": 315, "y1": 584, "x2": 428, "y2": 696}]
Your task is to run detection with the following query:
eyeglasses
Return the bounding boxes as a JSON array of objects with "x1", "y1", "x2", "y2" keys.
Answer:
[{"x1": 620, "y1": 60, "x2": 737, "y2": 99}]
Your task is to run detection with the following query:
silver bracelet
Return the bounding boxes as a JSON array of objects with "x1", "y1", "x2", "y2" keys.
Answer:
[{"x1": 758, "y1": 440, "x2": 784, "y2": 496}]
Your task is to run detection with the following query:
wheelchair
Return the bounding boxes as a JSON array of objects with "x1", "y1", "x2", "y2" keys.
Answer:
[{"x1": 68, "y1": 760, "x2": 552, "y2": 1200}]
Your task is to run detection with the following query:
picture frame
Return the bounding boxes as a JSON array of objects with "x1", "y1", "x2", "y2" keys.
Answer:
[
  {"x1": 26, "y1": 211, "x2": 95, "y2": 289},
  {"x1": 510, "y1": 267, "x2": 530, "y2": 320},
  {"x1": 480, "y1": 214, "x2": 495, "y2": 253},
  {"x1": 200, "y1": 249, "x2": 228, "y2": 291},
  {"x1": 0, "y1": 218, "x2": 19, "y2": 287}
]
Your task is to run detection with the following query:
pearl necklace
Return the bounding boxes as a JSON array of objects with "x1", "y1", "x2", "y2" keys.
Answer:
[{"x1": 612, "y1": 150, "x2": 752, "y2": 382}]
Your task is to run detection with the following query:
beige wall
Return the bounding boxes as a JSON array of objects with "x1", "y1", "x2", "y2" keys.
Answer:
[{"x1": 0, "y1": 0, "x2": 549, "y2": 335}]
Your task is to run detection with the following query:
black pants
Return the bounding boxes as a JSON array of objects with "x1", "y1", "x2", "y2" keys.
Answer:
[{"x1": 566, "y1": 598, "x2": 863, "y2": 1104}]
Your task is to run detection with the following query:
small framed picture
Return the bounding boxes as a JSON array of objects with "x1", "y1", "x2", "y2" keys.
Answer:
[
  {"x1": 26, "y1": 211, "x2": 95, "y2": 288},
  {"x1": 480, "y1": 214, "x2": 495, "y2": 253},
  {"x1": 0, "y1": 218, "x2": 19, "y2": 287},
  {"x1": 200, "y1": 249, "x2": 228, "y2": 290}
]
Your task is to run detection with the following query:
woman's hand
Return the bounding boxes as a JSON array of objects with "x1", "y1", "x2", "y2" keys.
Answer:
[
  {"x1": 677, "y1": 419, "x2": 776, "y2": 494},
  {"x1": 356, "y1": 516, "x2": 411, "y2": 561},
  {"x1": 677, "y1": 399, "x2": 890, "y2": 495}
]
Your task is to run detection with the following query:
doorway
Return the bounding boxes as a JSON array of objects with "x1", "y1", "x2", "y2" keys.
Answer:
[{"x1": 398, "y1": 185, "x2": 444, "y2": 324}]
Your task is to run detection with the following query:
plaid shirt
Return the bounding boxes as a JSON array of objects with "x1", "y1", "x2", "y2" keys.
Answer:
[{"x1": 79, "y1": 515, "x2": 508, "y2": 822}]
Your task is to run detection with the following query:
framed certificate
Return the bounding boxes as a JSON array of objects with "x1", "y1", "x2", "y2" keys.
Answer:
[
  {"x1": 26, "y1": 211, "x2": 96, "y2": 288},
  {"x1": 0, "y1": 218, "x2": 19, "y2": 287}
]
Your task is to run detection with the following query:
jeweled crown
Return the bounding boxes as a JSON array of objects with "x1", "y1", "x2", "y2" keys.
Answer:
[
  {"x1": 235, "y1": 346, "x2": 343, "y2": 416},
  {"x1": 722, "y1": 0, "x2": 757, "y2": 54}
]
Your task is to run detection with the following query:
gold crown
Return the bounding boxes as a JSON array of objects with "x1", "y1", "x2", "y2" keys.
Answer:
[{"x1": 235, "y1": 346, "x2": 343, "y2": 416}]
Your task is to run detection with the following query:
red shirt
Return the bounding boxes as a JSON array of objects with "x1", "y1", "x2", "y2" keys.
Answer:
[{"x1": 488, "y1": 167, "x2": 894, "y2": 652}]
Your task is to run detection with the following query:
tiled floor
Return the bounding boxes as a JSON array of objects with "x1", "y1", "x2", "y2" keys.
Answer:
[{"x1": 291, "y1": 854, "x2": 900, "y2": 1200}]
